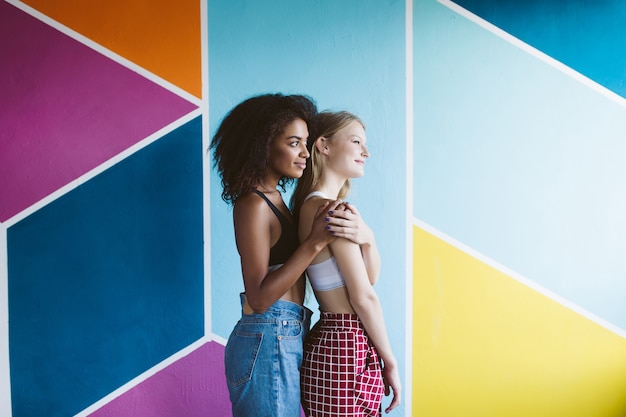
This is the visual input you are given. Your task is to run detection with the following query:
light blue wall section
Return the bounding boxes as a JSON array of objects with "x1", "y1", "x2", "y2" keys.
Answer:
[
  {"x1": 208, "y1": 1, "x2": 406, "y2": 414},
  {"x1": 413, "y1": 0, "x2": 626, "y2": 331},
  {"x1": 453, "y1": 0, "x2": 626, "y2": 99}
]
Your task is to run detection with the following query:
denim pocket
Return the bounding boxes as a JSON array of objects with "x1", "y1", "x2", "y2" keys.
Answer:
[
  {"x1": 225, "y1": 330, "x2": 263, "y2": 387},
  {"x1": 278, "y1": 319, "x2": 303, "y2": 339}
]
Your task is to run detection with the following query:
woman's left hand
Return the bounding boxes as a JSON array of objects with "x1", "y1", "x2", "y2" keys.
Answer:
[{"x1": 325, "y1": 202, "x2": 374, "y2": 246}]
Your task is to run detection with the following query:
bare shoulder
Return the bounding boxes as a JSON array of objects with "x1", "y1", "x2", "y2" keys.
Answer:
[
  {"x1": 299, "y1": 196, "x2": 330, "y2": 228},
  {"x1": 298, "y1": 194, "x2": 326, "y2": 224},
  {"x1": 234, "y1": 192, "x2": 270, "y2": 228},
  {"x1": 300, "y1": 196, "x2": 331, "y2": 217}
]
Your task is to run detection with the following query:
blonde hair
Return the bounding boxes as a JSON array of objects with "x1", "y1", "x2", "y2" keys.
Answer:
[{"x1": 291, "y1": 111, "x2": 364, "y2": 218}]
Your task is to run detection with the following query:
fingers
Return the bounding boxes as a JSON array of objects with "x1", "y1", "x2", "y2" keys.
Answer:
[
  {"x1": 325, "y1": 216, "x2": 350, "y2": 229},
  {"x1": 326, "y1": 199, "x2": 344, "y2": 212},
  {"x1": 342, "y1": 201, "x2": 359, "y2": 215},
  {"x1": 327, "y1": 204, "x2": 356, "y2": 222},
  {"x1": 382, "y1": 366, "x2": 402, "y2": 413},
  {"x1": 328, "y1": 211, "x2": 355, "y2": 223},
  {"x1": 385, "y1": 394, "x2": 401, "y2": 413},
  {"x1": 323, "y1": 200, "x2": 360, "y2": 216},
  {"x1": 313, "y1": 201, "x2": 331, "y2": 217},
  {"x1": 325, "y1": 224, "x2": 361, "y2": 245},
  {"x1": 384, "y1": 387, "x2": 401, "y2": 413},
  {"x1": 319, "y1": 200, "x2": 365, "y2": 244},
  {"x1": 325, "y1": 200, "x2": 355, "y2": 224}
]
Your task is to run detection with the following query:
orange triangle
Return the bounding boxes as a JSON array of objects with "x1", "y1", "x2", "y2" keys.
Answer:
[{"x1": 23, "y1": 0, "x2": 201, "y2": 98}]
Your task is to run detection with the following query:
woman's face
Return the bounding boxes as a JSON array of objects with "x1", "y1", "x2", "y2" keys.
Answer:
[
  {"x1": 268, "y1": 118, "x2": 310, "y2": 179},
  {"x1": 325, "y1": 120, "x2": 369, "y2": 178}
]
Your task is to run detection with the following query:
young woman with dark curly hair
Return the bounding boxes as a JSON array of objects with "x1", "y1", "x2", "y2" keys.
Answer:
[{"x1": 211, "y1": 94, "x2": 368, "y2": 417}]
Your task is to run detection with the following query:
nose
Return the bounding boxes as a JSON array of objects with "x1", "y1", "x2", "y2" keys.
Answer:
[
  {"x1": 301, "y1": 143, "x2": 310, "y2": 158},
  {"x1": 361, "y1": 144, "x2": 369, "y2": 158}
]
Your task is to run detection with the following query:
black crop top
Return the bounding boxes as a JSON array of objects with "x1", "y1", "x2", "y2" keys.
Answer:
[{"x1": 253, "y1": 190, "x2": 299, "y2": 266}]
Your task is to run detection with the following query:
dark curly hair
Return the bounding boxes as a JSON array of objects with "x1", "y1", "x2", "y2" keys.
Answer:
[{"x1": 210, "y1": 93, "x2": 318, "y2": 204}]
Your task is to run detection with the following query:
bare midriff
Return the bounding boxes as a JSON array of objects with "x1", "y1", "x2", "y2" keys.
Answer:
[{"x1": 242, "y1": 276, "x2": 306, "y2": 314}]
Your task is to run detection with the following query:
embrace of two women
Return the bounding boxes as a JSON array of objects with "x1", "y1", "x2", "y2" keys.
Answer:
[{"x1": 211, "y1": 93, "x2": 401, "y2": 417}]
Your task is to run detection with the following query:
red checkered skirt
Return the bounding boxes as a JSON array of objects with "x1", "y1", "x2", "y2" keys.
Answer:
[{"x1": 301, "y1": 312, "x2": 384, "y2": 417}]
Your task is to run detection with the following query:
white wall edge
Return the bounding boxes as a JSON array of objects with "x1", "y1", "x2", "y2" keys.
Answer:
[
  {"x1": 0, "y1": 225, "x2": 12, "y2": 416},
  {"x1": 413, "y1": 217, "x2": 626, "y2": 340},
  {"x1": 200, "y1": 0, "x2": 212, "y2": 339},
  {"x1": 437, "y1": 0, "x2": 626, "y2": 110},
  {"x1": 6, "y1": 0, "x2": 201, "y2": 107},
  {"x1": 73, "y1": 336, "x2": 216, "y2": 417},
  {"x1": 404, "y1": 0, "x2": 414, "y2": 416},
  {"x1": 4, "y1": 109, "x2": 202, "y2": 228}
]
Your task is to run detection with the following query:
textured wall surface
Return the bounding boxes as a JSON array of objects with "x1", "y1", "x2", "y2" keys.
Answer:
[
  {"x1": 1, "y1": 0, "x2": 625, "y2": 416},
  {"x1": 412, "y1": 1, "x2": 626, "y2": 415},
  {"x1": 0, "y1": 0, "x2": 220, "y2": 416}
]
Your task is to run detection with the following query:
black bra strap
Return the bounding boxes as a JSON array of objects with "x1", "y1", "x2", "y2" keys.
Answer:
[{"x1": 253, "y1": 190, "x2": 288, "y2": 222}]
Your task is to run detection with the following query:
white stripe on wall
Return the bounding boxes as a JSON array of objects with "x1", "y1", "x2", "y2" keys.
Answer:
[
  {"x1": 404, "y1": 1, "x2": 414, "y2": 416},
  {"x1": 201, "y1": 0, "x2": 212, "y2": 340},
  {"x1": 413, "y1": 217, "x2": 626, "y2": 340},
  {"x1": 0, "y1": 225, "x2": 12, "y2": 416},
  {"x1": 438, "y1": 0, "x2": 626, "y2": 110}
]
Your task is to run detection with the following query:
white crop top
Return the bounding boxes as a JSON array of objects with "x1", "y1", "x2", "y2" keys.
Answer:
[
  {"x1": 307, "y1": 257, "x2": 346, "y2": 291},
  {"x1": 304, "y1": 191, "x2": 347, "y2": 291}
]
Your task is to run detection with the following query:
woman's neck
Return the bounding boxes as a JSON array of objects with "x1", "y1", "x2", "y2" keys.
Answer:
[
  {"x1": 316, "y1": 173, "x2": 347, "y2": 200},
  {"x1": 257, "y1": 177, "x2": 279, "y2": 194}
]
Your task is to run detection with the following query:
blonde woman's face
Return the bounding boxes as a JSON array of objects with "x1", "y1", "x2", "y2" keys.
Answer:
[{"x1": 325, "y1": 120, "x2": 369, "y2": 178}]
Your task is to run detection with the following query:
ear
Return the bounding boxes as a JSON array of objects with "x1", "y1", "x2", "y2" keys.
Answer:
[{"x1": 315, "y1": 136, "x2": 330, "y2": 155}]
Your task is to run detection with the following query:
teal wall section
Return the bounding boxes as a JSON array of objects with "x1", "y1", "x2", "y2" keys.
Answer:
[{"x1": 8, "y1": 119, "x2": 204, "y2": 417}]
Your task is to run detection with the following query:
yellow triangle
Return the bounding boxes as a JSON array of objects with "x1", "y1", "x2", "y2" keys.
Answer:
[{"x1": 413, "y1": 225, "x2": 626, "y2": 417}]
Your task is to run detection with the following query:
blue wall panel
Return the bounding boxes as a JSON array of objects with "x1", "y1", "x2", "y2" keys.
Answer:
[
  {"x1": 452, "y1": 0, "x2": 626, "y2": 99},
  {"x1": 8, "y1": 117, "x2": 204, "y2": 416}
]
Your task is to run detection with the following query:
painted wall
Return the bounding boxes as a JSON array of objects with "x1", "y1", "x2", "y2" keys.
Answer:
[
  {"x1": 0, "y1": 0, "x2": 220, "y2": 416},
  {"x1": 1, "y1": 1, "x2": 625, "y2": 417},
  {"x1": 412, "y1": 1, "x2": 626, "y2": 416},
  {"x1": 207, "y1": 1, "x2": 407, "y2": 416}
]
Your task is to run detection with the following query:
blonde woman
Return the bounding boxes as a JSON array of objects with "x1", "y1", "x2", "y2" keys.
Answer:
[{"x1": 292, "y1": 111, "x2": 401, "y2": 416}]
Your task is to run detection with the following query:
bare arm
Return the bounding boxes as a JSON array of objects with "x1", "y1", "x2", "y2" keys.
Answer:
[
  {"x1": 299, "y1": 198, "x2": 400, "y2": 412},
  {"x1": 326, "y1": 202, "x2": 381, "y2": 284},
  {"x1": 330, "y1": 237, "x2": 401, "y2": 412},
  {"x1": 235, "y1": 195, "x2": 340, "y2": 313}
]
